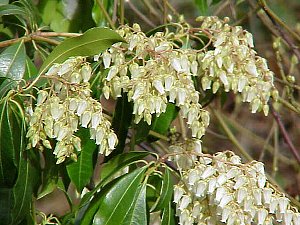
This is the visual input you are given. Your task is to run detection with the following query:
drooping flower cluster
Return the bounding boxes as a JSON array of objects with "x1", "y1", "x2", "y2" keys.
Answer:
[
  {"x1": 97, "y1": 17, "x2": 277, "y2": 140},
  {"x1": 98, "y1": 24, "x2": 209, "y2": 139},
  {"x1": 197, "y1": 16, "x2": 277, "y2": 115},
  {"x1": 171, "y1": 147, "x2": 300, "y2": 225},
  {"x1": 26, "y1": 57, "x2": 117, "y2": 163}
]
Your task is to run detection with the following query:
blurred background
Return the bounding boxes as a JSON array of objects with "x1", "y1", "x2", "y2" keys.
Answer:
[{"x1": 2, "y1": 0, "x2": 299, "y2": 219}]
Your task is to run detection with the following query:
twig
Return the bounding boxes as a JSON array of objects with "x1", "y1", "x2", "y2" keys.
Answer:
[
  {"x1": 0, "y1": 32, "x2": 81, "y2": 48},
  {"x1": 247, "y1": 0, "x2": 300, "y2": 62},
  {"x1": 126, "y1": 0, "x2": 156, "y2": 28},
  {"x1": 257, "y1": 0, "x2": 300, "y2": 43},
  {"x1": 212, "y1": 109, "x2": 253, "y2": 161},
  {"x1": 35, "y1": 31, "x2": 81, "y2": 38},
  {"x1": 270, "y1": 103, "x2": 300, "y2": 164},
  {"x1": 119, "y1": 0, "x2": 125, "y2": 25},
  {"x1": 96, "y1": 0, "x2": 116, "y2": 29}
]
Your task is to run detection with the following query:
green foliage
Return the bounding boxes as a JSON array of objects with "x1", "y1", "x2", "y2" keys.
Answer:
[
  {"x1": 67, "y1": 128, "x2": 98, "y2": 192},
  {"x1": 39, "y1": 27, "x2": 124, "y2": 75},
  {"x1": 0, "y1": 41, "x2": 26, "y2": 97}
]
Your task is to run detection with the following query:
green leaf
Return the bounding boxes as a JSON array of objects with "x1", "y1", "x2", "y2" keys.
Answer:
[
  {"x1": 38, "y1": 27, "x2": 124, "y2": 75},
  {"x1": 0, "y1": 41, "x2": 26, "y2": 98},
  {"x1": 92, "y1": 167, "x2": 147, "y2": 225},
  {"x1": 100, "y1": 151, "x2": 150, "y2": 186},
  {"x1": 122, "y1": 183, "x2": 147, "y2": 225},
  {"x1": 0, "y1": 0, "x2": 9, "y2": 5},
  {"x1": 38, "y1": 0, "x2": 70, "y2": 32},
  {"x1": 11, "y1": 151, "x2": 36, "y2": 225},
  {"x1": 110, "y1": 93, "x2": 133, "y2": 157},
  {"x1": 37, "y1": 148, "x2": 59, "y2": 199},
  {"x1": 153, "y1": 168, "x2": 173, "y2": 211},
  {"x1": 67, "y1": 128, "x2": 98, "y2": 192},
  {"x1": 0, "y1": 100, "x2": 20, "y2": 187},
  {"x1": 151, "y1": 103, "x2": 179, "y2": 137},
  {"x1": 194, "y1": 0, "x2": 208, "y2": 15},
  {"x1": 24, "y1": 57, "x2": 38, "y2": 80},
  {"x1": 0, "y1": 4, "x2": 27, "y2": 18},
  {"x1": 92, "y1": 0, "x2": 113, "y2": 27},
  {"x1": 135, "y1": 120, "x2": 151, "y2": 144},
  {"x1": 0, "y1": 99, "x2": 37, "y2": 224},
  {"x1": 212, "y1": 0, "x2": 222, "y2": 5},
  {"x1": 136, "y1": 103, "x2": 179, "y2": 143},
  {"x1": 0, "y1": 188, "x2": 12, "y2": 222},
  {"x1": 161, "y1": 202, "x2": 175, "y2": 225}
]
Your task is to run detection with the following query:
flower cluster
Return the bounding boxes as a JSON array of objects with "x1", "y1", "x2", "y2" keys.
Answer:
[
  {"x1": 98, "y1": 24, "x2": 209, "y2": 139},
  {"x1": 171, "y1": 147, "x2": 300, "y2": 225},
  {"x1": 197, "y1": 16, "x2": 277, "y2": 115},
  {"x1": 26, "y1": 57, "x2": 117, "y2": 163}
]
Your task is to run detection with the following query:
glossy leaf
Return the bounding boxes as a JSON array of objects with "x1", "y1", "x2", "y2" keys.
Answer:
[
  {"x1": 92, "y1": 167, "x2": 147, "y2": 225},
  {"x1": 0, "y1": 41, "x2": 26, "y2": 98},
  {"x1": 194, "y1": 0, "x2": 208, "y2": 15},
  {"x1": 123, "y1": 183, "x2": 147, "y2": 225},
  {"x1": 135, "y1": 121, "x2": 151, "y2": 144},
  {"x1": 92, "y1": 0, "x2": 113, "y2": 27},
  {"x1": 0, "y1": 100, "x2": 20, "y2": 187},
  {"x1": 39, "y1": 27, "x2": 124, "y2": 75},
  {"x1": 151, "y1": 103, "x2": 179, "y2": 137},
  {"x1": 161, "y1": 202, "x2": 176, "y2": 225},
  {"x1": 67, "y1": 128, "x2": 98, "y2": 192},
  {"x1": 37, "y1": 148, "x2": 59, "y2": 199},
  {"x1": 24, "y1": 57, "x2": 38, "y2": 80},
  {"x1": 136, "y1": 103, "x2": 179, "y2": 143},
  {"x1": 11, "y1": 151, "x2": 36, "y2": 225},
  {"x1": 153, "y1": 168, "x2": 173, "y2": 211},
  {"x1": 212, "y1": 0, "x2": 222, "y2": 4},
  {"x1": 110, "y1": 93, "x2": 133, "y2": 158},
  {"x1": 0, "y1": 99, "x2": 37, "y2": 224},
  {"x1": 0, "y1": 4, "x2": 27, "y2": 17},
  {"x1": 100, "y1": 151, "x2": 150, "y2": 186}
]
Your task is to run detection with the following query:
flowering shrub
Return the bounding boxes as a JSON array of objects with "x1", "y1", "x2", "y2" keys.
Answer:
[{"x1": 0, "y1": 1, "x2": 299, "y2": 225}]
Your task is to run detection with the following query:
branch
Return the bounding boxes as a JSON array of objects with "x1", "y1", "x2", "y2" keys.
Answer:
[
  {"x1": 0, "y1": 32, "x2": 81, "y2": 48},
  {"x1": 270, "y1": 103, "x2": 300, "y2": 164},
  {"x1": 96, "y1": 0, "x2": 116, "y2": 29},
  {"x1": 126, "y1": 0, "x2": 156, "y2": 28},
  {"x1": 247, "y1": 0, "x2": 300, "y2": 62}
]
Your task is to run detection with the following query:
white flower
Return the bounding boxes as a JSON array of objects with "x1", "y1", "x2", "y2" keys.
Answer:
[
  {"x1": 81, "y1": 64, "x2": 92, "y2": 82},
  {"x1": 179, "y1": 195, "x2": 191, "y2": 210},
  {"x1": 246, "y1": 62, "x2": 258, "y2": 77},
  {"x1": 37, "y1": 90, "x2": 48, "y2": 105},
  {"x1": 278, "y1": 197, "x2": 289, "y2": 214},
  {"x1": 177, "y1": 88, "x2": 187, "y2": 105},
  {"x1": 164, "y1": 75, "x2": 174, "y2": 91},
  {"x1": 50, "y1": 102, "x2": 65, "y2": 121},
  {"x1": 81, "y1": 111, "x2": 92, "y2": 128},
  {"x1": 219, "y1": 70, "x2": 229, "y2": 86},
  {"x1": 174, "y1": 185, "x2": 185, "y2": 203},
  {"x1": 153, "y1": 79, "x2": 165, "y2": 94},
  {"x1": 103, "y1": 52, "x2": 111, "y2": 69},
  {"x1": 171, "y1": 58, "x2": 182, "y2": 72},
  {"x1": 107, "y1": 132, "x2": 117, "y2": 150},
  {"x1": 76, "y1": 100, "x2": 88, "y2": 116},
  {"x1": 45, "y1": 64, "x2": 60, "y2": 76},
  {"x1": 195, "y1": 180, "x2": 207, "y2": 197},
  {"x1": 91, "y1": 113, "x2": 101, "y2": 129},
  {"x1": 219, "y1": 193, "x2": 233, "y2": 208},
  {"x1": 57, "y1": 126, "x2": 68, "y2": 141},
  {"x1": 237, "y1": 187, "x2": 247, "y2": 204},
  {"x1": 106, "y1": 66, "x2": 118, "y2": 81},
  {"x1": 257, "y1": 208, "x2": 268, "y2": 225},
  {"x1": 95, "y1": 127, "x2": 105, "y2": 145}
]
